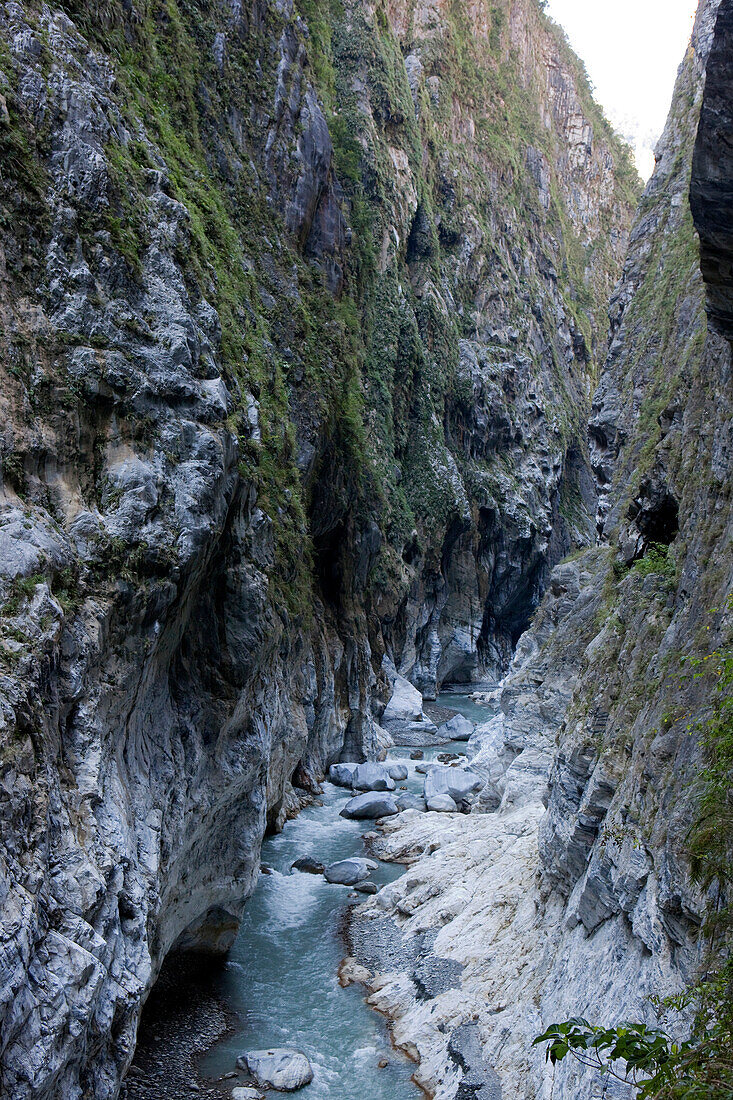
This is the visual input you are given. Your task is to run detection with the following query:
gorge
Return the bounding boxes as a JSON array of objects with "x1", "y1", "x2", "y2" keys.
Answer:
[{"x1": 0, "y1": 0, "x2": 731, "y2": 1097}]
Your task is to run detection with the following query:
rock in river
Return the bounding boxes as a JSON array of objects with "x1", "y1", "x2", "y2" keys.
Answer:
[
  {"x1": 328, "y1": 762, "x2": 360, "y2": 788},
  {"x1": 237, "y1": 1049, "x2": 313, "y2": 1091},
  {"x1": 386, "y1": 763, "x2": 409, "y2": 781},
  {"x1": 324, "y1": 857, "x2": 378, "y2": 885},
  {"x1": 291, "y1": 857, "x2": 324, "y2": 875},
  {"x1": 351, "y1": 762, "x2": 396, "y2": 791},
  {"x1": 231, "y1": 1089, "x2": 264, "y2": 1100},
  {"x1": 436, "y1": 714, "x2": 475, "y2": 741},
  {"x1": 339, "y1": 792, "x2": 400, "y2": 819},
  {"x1": 396, "y1": 792, "x2": 427, "y2": 812}
]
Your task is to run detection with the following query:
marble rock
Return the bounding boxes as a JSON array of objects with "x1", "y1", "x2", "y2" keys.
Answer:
[
  {"x1": 436, "y1": 714, "x2": 475, "y2": 742},
  {"x1": 339, "y1": 793, "x2": 400, "y2": 819},
  {"x1": 351, "y1": 763, "x2": 396, "y2": 792},
  {"x1": 328, "y1": 762, "x2": 360, "y2": 788},
  {"x1": 396, "y1": 793, "x2": 428, "y2": 812},
  {"x1": 423, "y1": 764, "x2": 483, "y2": 807},
  {"x1": 291, "y1": 857, "x2": 325, "y2": 875},
  {"x1": 237, "y1": 1049, "x2": 313, "y2": 1091},
  {"x1": 426, "y1": 793, "x2": 459, "y2": 813},
  {"x1": 324, "y1": 858, "x2": 378, "y2": 885}
]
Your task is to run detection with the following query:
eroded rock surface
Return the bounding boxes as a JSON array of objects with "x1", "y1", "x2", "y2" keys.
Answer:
[{"x1": 348, "y1": 1, "x2": 733, "y2": 1097}]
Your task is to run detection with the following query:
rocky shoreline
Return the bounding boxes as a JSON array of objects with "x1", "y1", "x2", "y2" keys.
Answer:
[{"x1": 119, "y1": 954, "x2": 235, "y2": 1100}]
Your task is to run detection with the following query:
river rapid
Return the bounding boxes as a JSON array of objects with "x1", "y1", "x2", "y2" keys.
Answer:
[
  {"x1": 197, "y1": 692, "x2": 488, "y2": 1098},
  {"x1": 121, "y1": 693, "x2": 490, "y2": 1100}
]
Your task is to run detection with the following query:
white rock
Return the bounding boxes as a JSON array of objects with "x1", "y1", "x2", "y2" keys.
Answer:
[
  {"x1": 424, "y1": 764, "x2": 483, "y2": 805},
  {"x1": 436, "y1": 714, "x2": 475, "y2": 741},
  {"x1": 237, "y1": 1049, "x2": 313, "y2": 1091},
  {"x1": 426, "y1": 793, "x2": 458, "y2": 812}
]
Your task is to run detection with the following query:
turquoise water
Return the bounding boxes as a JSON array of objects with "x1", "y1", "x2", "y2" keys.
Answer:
[
  {"x1": 437, "y1": 688, "x2": 497, "y2": 724},
  {"x1": 199, "y1": 698, "x2": 487, "y2": 1097}
]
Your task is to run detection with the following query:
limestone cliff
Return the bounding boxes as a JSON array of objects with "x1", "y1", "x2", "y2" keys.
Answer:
[
  {"x1": 0, "y1": 0, "x2": 637, "y2": 1096},
  {"x1": 351, "y1": 1, "x2": 733, "y2": 1097}
]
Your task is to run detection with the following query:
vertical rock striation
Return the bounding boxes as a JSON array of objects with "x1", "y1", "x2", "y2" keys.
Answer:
[{"x1": 350, "y1": 0, "x2": 733, "y2": 1096}]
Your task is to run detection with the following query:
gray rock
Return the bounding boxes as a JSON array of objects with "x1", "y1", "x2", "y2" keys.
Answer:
[
  {"x1": 396, "y1": 793, "x2": 428, "y2": 812},
  {"x1": 386, "y1": 763, "x2": 409, "y2": 781},
  {"x1": 339, "y1": 792, "x2": 400, "y2": 820},
  {"x1": 324, "y1": 858, "x2": 378, "y2": 885},
  {"x1": 237, "y1": 1049, "x2": 313, "y2": 1091},
  {"x1": 436, "y1": 714, "x2": 475, "y2": 741},
  {"x1": 426, "y1": 793, "x2": 459, "y2": 813},
  {"x1": 351, "y1": 762, "x2": 396, "y2": 791},
  {"x1": 231, "y1": 1088, "x2": 264, "y2": 1100},
  {"x1": 424, "y1": 765, "x2": 483, "y2": 806},
  {"x1": 354, "y1": 881, "x2": 378, "y2": 895},
  {"x1": 291, "y1": 857, "x2": 324, "y2": 875},
  {"x1": 381, "y1": 659, "x2": 425, "y2": 724},
  {"x1": 328, "y1": 762, "x2": 360, "y2": 788}
]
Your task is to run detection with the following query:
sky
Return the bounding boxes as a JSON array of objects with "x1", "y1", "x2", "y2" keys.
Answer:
[{"x1": 545, "y1": 0, "x2": 699, "y2": 179}]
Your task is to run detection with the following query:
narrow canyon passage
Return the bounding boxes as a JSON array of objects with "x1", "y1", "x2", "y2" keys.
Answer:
[
  {"x1": 123, "y1": 697, "x2": 490, "y2": 1099},
  {"x1": 1, "y1": 0, "x2": 732, "y2": 1095}
]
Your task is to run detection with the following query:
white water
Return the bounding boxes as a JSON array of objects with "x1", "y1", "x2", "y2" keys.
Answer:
[{"x1": 200, "y1": 695, "x2": 487, "y2": 1098}]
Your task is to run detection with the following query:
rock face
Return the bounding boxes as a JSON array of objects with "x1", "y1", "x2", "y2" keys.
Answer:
[
  {"x1": 348, "y1": 2, "x2": 733, "y2": 1098},
  {"x1": 0, "y1": 0, "x2": 638, "y2": 1095}
]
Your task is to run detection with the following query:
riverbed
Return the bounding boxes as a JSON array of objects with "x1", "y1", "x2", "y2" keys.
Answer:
[{"x1": 124, "y1": 692, "x2": 491, "y2": 1099}]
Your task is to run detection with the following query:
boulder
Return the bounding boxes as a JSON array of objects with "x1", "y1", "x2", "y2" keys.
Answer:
[
  {"x1": 236, "y1": 1049, "x2": 313, "y2": 1091},
  {"x1": 396, "y1": 792, "x2": 427, "y2": 812},
  {"x1": 382, "y1": 658, "x2": 425, "y2": 723},
  {"x1": 324, "y1": 858, "x2": 378, "y2": 885},
  {"x1": 427, "y1": 793, "x2": 459, "y2": 813},
  {"x1": 410, "y1": 750, "x2": 424, "y2": 760},
  {"x1": 436, "y1": 713, "x2": 475, "y2": 742},
  {"x1": 328, "y1": 762, "x2": 360, "y2": 788},
  {"x1": 386, "y1": 763, "x2": 408, "y2": 781},
  {"x1": 424, "y1": 764, "x2": 483, "y2": 807},
  {"x1": 354, "y1": 881, "x2": 378, "y2": 895},
  {"x1": 351, "y1": 762, "x2": 396, "y2": 791},
  {"x1": 338, "y1": 957, "x2": 372, "y2": 986},
  {"x1": 339, "y1": 792, "x2": 399, "y2": 819},
  {"x1": 291, "y1": 857, "x2": 324, "y2": 875},
  {"x1": 415, "y1": 762, "x2": 431, "y2": 774},
  {"x1": 231, "y1": 1089, "x2": 264, "y2": 1100}
]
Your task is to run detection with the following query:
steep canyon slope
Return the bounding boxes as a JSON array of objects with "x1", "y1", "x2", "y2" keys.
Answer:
[
  {"x1": 0, "y1": 0, "x2": 637, "y2": 1096},
  {"x1": 353, "y1": 0, "x2": 733, "y2": 1097}
]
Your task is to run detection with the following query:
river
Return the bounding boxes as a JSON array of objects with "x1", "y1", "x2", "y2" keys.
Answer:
[{"x1": 197, "y1": 691, "x2": 488, "y2": 1098}]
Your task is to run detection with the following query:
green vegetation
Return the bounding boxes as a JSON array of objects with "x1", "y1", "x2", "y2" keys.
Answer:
[
  {"x1": 633, "y1": 543, "x2": 678, "y2": 588},
  {"x1": 534, "y1": 1004, "x2": 732, "y2": 1098}
]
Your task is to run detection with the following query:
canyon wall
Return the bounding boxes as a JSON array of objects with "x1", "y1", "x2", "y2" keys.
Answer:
[
  {"x1": 353, "y1": 1, "x2": 733, "y2": 1097},
  {"x1": 0, "y1": 0, "x2": 637, "y2": 1096}
]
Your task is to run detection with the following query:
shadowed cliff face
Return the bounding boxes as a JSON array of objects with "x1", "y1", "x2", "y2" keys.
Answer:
[{"x1": 692, "y1": 0, "x2": 733, "y2": 341}]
